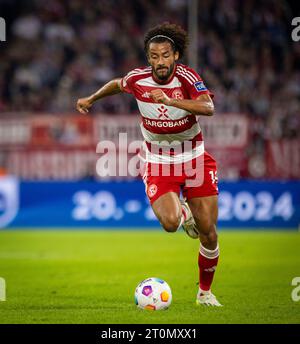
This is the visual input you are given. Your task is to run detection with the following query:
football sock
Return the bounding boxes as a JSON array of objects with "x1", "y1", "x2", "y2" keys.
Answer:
[{"x1": 198, "y1": 244, "x2": 219, "y2": 292}]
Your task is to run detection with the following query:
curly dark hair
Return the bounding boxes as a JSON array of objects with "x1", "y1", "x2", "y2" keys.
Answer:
[{"x1": 144, "y1": 23, "x2": 189, "y2": 59}]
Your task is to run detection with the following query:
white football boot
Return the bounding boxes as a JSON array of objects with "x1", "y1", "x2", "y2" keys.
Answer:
[
  {"x1": 196, "y1": 289, "x2": 223, "y2": 307},
  {"x1": 180, "y1": 199, "x2": 199, "y2": 239}
]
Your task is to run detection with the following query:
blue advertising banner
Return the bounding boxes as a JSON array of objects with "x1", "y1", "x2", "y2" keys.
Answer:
[{"x1": 0, "y1": 177, "x2": 299, "y2": 229}]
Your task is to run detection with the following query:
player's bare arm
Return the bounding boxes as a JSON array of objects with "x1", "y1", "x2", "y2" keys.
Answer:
[
  {"x1": 150, "y1": 90, "x2": 214, "y2": 116},
  {"x1": 76, "y1": 78, "x2": 122, "y2": 114}
]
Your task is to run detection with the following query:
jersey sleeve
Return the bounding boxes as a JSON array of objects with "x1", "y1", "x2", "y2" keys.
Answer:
[
  {"x1": 181, "y1": 66, "x2": 214, "y2": 100},
  {"x1": 120, "y1": 69, "x2": 137, "y2": 94}
]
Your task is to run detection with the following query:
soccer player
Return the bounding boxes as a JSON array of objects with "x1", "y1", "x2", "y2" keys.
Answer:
[{"x1": 76, "y1": 23, "x2": 221, "y2": 306}]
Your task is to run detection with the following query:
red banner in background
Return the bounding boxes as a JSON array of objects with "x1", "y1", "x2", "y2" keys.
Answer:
[
  {"x1": 1, "y1": 113, "x2": 299, "y2": 180},
  {"x1": 0, "y1": 113, "x2": 249, "y2": 180},
  {"x1": 93, "y1": 114, "x2": 143, "y2": 144},
  {"x1": 267, "y1": 140, "x2": 300, "y2": 179},
  {"x1": 7, "y1": 148, "x2": 97, "y2": 180},
  {"x1": 200, "y1": 115, "x2": 249, "y2": 179},
  {"x1": 200, "y1": 115, "x2": 249, "y2": 147},
  {"x1": 0, "y1": 117, "x2": 32, "y2": 146},
  {"x1": 0, "y1": 114, "x2": 93, "y2": 148},
  {"x1": 30, "y1": 115, "x2": 93, "y2": 147}
]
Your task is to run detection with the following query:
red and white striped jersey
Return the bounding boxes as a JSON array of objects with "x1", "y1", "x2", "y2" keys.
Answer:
[{"x1": 121, "y1": 63, "x2": 213, "y2": 163}]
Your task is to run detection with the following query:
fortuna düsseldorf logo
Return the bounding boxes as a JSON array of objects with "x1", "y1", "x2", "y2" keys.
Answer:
[
  {"x1": 171, "y1": 88, "x2": 184, "y2": 100},
  {"x1": 147, "y1": 184, "x2": 158, "y2": 198},
  {"x1": 157, "y1": 105, "x2": 170, "y2": 119}
]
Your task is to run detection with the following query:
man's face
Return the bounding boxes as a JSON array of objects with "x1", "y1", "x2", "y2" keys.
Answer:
[{"x1": 147, "y1": 42, "x2": 179, "y2": 81}]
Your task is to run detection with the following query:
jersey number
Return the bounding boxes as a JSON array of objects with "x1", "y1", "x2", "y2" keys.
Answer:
[{"x1": 209, "y1": 170, "x2": 218, "y2": 184}]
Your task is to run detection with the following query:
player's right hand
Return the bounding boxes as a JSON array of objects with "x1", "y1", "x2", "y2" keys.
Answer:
[{"x1": 76, "y1": 97, "x2": 93, "y2": 114}]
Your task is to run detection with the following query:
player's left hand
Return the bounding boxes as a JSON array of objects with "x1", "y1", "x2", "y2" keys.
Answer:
[{"x1": 150, "y1": 89, "x2": 172, "y2": 106}]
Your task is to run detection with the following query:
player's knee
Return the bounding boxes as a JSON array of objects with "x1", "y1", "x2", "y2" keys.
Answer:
[
  {"x1": 194, "y1": 215, "x2": 218, "y2": 243},
  {"x1": 199, "y1": 228, "x2": 218, "y2": 249},
  {"x1": 206, "y1": 228, "x2": 218, "y2": 243},
  {"x1": 161, "y1": 213, "x2": 181, "y2": 233}
]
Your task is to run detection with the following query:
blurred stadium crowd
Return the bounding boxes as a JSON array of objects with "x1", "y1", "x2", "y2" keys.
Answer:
[
  {"x1": 0, "y1": 0, "x2": 299, "y2": 179},
  {"x1": 1, "y1": 0, "x2": 299, "y2": 125}
]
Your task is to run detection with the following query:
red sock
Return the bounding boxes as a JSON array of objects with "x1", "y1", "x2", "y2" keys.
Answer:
[{"x1": 198, "y1": 244, "x2": 219, "y2": 291}]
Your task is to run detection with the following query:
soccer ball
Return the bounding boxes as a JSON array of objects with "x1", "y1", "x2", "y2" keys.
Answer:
[{"x1": 134, "y1": 277, "x2": 172, "y2": 310}]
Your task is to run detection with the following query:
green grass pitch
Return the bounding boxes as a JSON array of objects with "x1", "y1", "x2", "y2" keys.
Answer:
[{"x1": 0, "y1": 229, "x2": 299, "y2": 324}]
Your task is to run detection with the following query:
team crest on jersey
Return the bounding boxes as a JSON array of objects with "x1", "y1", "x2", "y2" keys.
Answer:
[
  {"x1": 194, "y1": 81, "x2": 207, "y2": 92},
  {"x1": 147, "y1": 184, "x2": 158, "y2": 198},
  {"x1": 171, "y1": 88, "x2": 184, "y2": 100}
]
